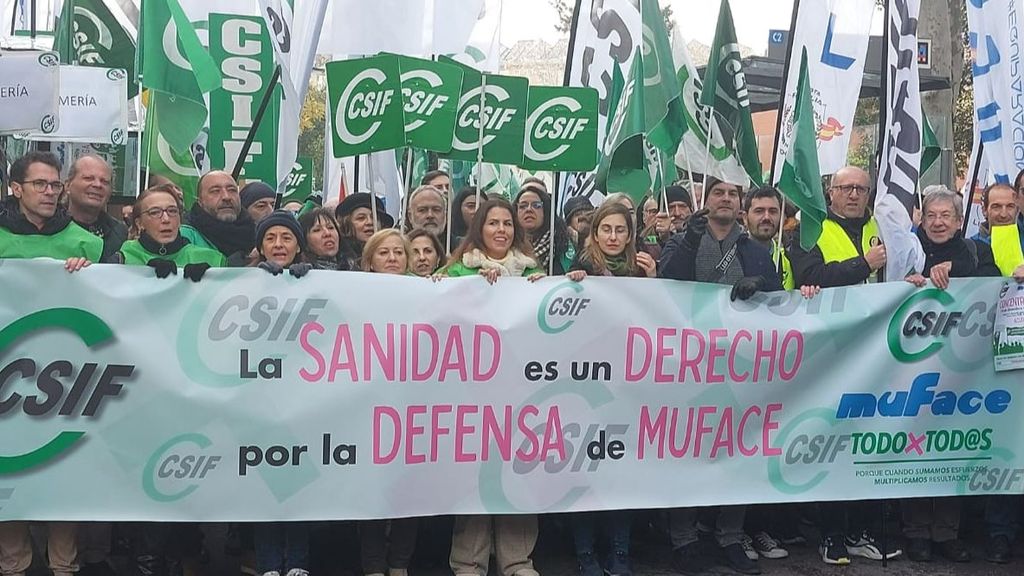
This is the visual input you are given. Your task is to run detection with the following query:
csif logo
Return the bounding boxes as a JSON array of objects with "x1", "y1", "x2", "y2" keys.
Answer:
[
  {"x1": 524, "y1": 96, "x2": 590, "y2": 163},
  {"x1": 0, "y1": 309, "x2": 133, "y2": 474},
  {"x1": 887, "y1": 289, "x2": 995, "y2": 362},
  {"x1": 537, "y1": 282, "x2": 591, "y2": 335},
  {"x1": 336, "y1": 68, "x2": 396, "y2": 145},
  {"x1": 452, "y1": 84, "x2": 518, "y2": 151},
  {"x1": 400, "y1": 68, "x2": 449, "y2": 132},
  {"x1": 73, "y1": 7, "x2": 113, "y2": 64}
]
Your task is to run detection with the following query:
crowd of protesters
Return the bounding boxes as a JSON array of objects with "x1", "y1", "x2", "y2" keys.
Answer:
[{"x1": 1, "y1": 150, "x2": 1024, "y2": 576}]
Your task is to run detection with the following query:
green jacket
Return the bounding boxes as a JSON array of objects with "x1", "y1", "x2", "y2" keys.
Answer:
[
  {"x1": 445, "y1": 261, "x2": 543, "y2": 278},
  {"x1": 179, "y1": 224, "x2": 217, "y2": 251},
  {"x1": 119, "y1": 237, "x2": 226, "y2": 267},
  {"x1": 0, "y1": 198, "x2": 102, "y2": 261}
]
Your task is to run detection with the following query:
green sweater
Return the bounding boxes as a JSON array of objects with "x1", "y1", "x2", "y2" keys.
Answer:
[{"x1": 445, "y1": 261, "x2": 543, "y2": 277}]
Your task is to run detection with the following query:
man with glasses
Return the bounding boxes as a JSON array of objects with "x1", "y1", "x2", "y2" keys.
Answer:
[
  {"x1": 0, "y1": 151, "x2": 100, "y2": 269},
  {"x1": 66, "y1": 154, "x2": 127, "y2": 261},
  {"x1": 789, "y1": 166, "x2": 886, "y2": 288},
  {"x1": 0, "y1": 151, "x2": 97, "y2": 576},
  {"x1": 787, "y1": 166, "x2": 899, "y2": 566}
]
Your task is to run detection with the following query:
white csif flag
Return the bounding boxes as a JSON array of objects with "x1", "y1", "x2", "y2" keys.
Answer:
[
  {"x1": 771, "y1": 0, "x2": 874, "y2": 182},
  {"x1": 875, "y1": 0, "x2": 925, "y2": 281},
  {"x1": 257, "y1": 0, "x2": 329, "y2": 194}
]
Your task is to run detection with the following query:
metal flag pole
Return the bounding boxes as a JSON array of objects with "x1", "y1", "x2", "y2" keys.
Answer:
[
  {"x1": 700, "y1": 115, "x2": 714, "y2": 210},
  {"x1": 400, "y1": 148, "x2": 414, "y2": 230},
  {"x1": 231, "y1": 65, "x2": 282, "y2": 181},
  {"x1": 367, "y1": 154, "x2": 379, "y2": 232},
  {"x1": 474, "y1": 74, "x2": 488, "y2": 206}
]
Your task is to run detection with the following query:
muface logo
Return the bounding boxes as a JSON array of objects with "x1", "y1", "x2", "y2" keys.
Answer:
[{"x1": 0, "y1": 309, "x2": 133, "y2": 474}]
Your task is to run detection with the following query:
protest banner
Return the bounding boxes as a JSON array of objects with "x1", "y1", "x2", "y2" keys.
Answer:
[
  {"x1": 442, "y1": 60, "x2": 529, "y2": 166},
  {"x1": 25, "y1": 66, "x2": 128, "y2": 145},
  {"x1": 0, "y1": 261, "x2": 1018, "y2": 522},
  {"x1": 0, "y1": 51, "x2": 60, "y2": 135}
]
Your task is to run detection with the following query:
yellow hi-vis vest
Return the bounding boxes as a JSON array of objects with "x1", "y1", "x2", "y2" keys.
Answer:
[
  {"x1": 772, "y1": 241, "x2": 794, "y2": 290},
  {"x1": 990, "y1": 223, "x2": 1024, "y2": 276},
  {"x1": 816, "y1": 217, "x2": 880, "y2": 283}
]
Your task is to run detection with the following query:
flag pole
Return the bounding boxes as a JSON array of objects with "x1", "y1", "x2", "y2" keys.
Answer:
[
  {"x1": 700, "y1": 113, "x2": 714, "y2": 210},
  {"x1": 961, "y1": 141, "x2": 984, "y2": 236},
  {"x1": 400, "y1": 148, "x2": 414, "y2": 230},
  {"x1": 474, "y1": 74, "x2": 488, "y2": 207},
  {"x1": 768, "y1": 0, "x2": 801, "y2": 183},
  {"x1": 231, "y1": 64, "x2": 282, "y2": 181},
  {"x1": 368, "y1": 154, "x2": 379, "y2": 232},
  {"x1": 143, "y1": 95, "x2": 153, "y2": 194}
]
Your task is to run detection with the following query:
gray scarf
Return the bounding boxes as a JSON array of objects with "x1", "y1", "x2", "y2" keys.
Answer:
[{"x1": 695, "y1": 223, "x2": 745, "y2": 285}]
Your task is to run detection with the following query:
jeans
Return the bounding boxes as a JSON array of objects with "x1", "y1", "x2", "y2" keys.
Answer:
[
  {"x1": 670, "y1": 506, "x2": 745, "y2": 549},
  {"x1": 254, "y1": 523, "x2": 309, "y2": 574},
  {"x1": 571, "y1": 511, "x2": 630, "y2": 557},
  {"x1": 902, "y1": 497, "x2": 961, "y2": 542},
  {"x1": 986, "y1": 495, "x2": 1021, "y2": 540}
]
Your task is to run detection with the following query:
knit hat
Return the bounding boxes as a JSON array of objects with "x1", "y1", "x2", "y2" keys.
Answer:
[
  {"x1": 665, "y1": 185, "x2": 693, "y2": 209},
  {"x1": 563, "y1": 196, "x2": 595, "y2": 221},
  {"x1": 335, "y1": 192, "x2": 395, "y2": 228},
  {"x1": 240, "y1": 181, "x2": 276, "y2": 208},
  {"x1": 256, "y1": 210, "x2": 305, "y2": 253}
]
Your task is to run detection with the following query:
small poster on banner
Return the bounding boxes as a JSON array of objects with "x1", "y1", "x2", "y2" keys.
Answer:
[
  {"x1": 994, "y1": 281, "x2": 1024, "y2": 372},
  {"x1": 25, "y1": 66, "x2": 128, "y2": 145}
]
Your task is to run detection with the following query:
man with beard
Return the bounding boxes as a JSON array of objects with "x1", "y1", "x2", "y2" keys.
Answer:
[
  {"x1": 181, "y1": 171, "x2": 256, "y2": 266},
  {"x1": 405, "y1": 185, "x2": 446, "y2": 237},
  {"x1": 742, "y1": 186, "x2": 793, "y2": 289}
]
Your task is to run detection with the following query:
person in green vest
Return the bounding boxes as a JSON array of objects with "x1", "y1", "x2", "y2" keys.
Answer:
[
  {"x1": 114, "y1": 184, "x2": 225, "y2": 277},
  {"x1": 789, "y1": 166, "x2": 887, "y2": 288},
  {"x1": 786, "y1": 166, "x2": 901, "y2": 566},
  {"x1": 180, "y1": 170, "x2": 256, "y2": 266},
  {"x1": 0, "y1": 151, "x2": 100, "y2": 272},
  {"x1": 970, "y1": 183, "x2": 1024, "y2": 281},
  {"x1": 742, "y1": 186, "x2": 794, "y2": 290},
  {"x1": 440, "y1": 197, "x2": 544, "y2": 282}
]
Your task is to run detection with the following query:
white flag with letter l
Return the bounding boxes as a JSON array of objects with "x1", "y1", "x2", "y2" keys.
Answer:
[
  {"x1": 257, "y1": 0, "x2": 328, "y2": 194},
  {"x1": 875, "y1": 0, "x2": 925, "y2": 282},
  {"x1": 771, "y1": 0, "x2": 874, "y2": 182}
]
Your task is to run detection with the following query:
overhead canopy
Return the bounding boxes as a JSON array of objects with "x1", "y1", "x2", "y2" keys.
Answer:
[{"x1": 699, "y1": 56, "x2": 952, "y2": 113}]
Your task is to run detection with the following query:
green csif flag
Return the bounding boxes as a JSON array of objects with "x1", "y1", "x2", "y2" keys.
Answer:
[
  {"x1": 640, "y1": 0, "x2": 684, "y2": 158},
  {"x1": 55, "y1": 0, "x2": 139, "y2": 98},
  {"x1": 701, "y1": 0, "x2": 762, "y2": 186},
  {"x1": 139, "y1": 0, "x2": 221, "y2": 153},
  {"x1": 596, "y1": 48, "x2": 649, "y2": 203},
  {"x1": 141, "y1": 99, "x2": 201, "y2": 208},
  {"x1": 921, "y1": 105, "x2": 940, "y2": 175},
  {"x1": 777, "y1": 49, "x2": 827, "y2": 251}
]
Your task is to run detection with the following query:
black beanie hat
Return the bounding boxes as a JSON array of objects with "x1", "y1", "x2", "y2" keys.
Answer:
[
  {"x1": 563, "y1": 196, "x2": 594, "y2": 221},
  {"x1": 665, "y1": 185, "x2": 693, "y2": 209},
  {"x1": 256, "y1": 210, "x2": 305, "y2": 253},
  {"x1": 335, "y1": 192, "x2": 395, "y2": 228},
  {"x1": 240, "y1": 181, "x2": 276, "y2": 208}
]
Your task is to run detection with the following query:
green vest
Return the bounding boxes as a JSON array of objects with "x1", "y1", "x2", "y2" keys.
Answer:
[
  {"x1": 990, "y1": 223, "x2": 1024, "y2": 277},
  {"x1": 119, "y1": 240, "x2": 226, "y2": 267},
  {"x1": 179, "y1": 225, "x2": 217, "y2": 251},
  {"x1": 817, "y1": 217, "x2": 880, "y2": 283},
  {"x1": 0, "y1": 222, "x2": 103, "y2": 261},
  {"x1": 772, "y1": 241, "x2": 795, "y2": 290}
]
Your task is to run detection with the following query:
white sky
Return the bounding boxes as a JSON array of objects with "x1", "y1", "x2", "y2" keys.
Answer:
[{"x1": 501, "y1": 0, "x2": 884, "y2": 55}]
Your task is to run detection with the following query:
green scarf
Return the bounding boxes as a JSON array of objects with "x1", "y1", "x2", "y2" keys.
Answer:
[{"x1": 604, "y1": 254, "x2": 630, "y2": 277}]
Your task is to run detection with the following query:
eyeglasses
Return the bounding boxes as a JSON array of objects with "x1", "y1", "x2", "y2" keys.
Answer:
[
  {"x1": 832, "y1": 184, "x2": 870, "y2": 196},
  {"x1": 142, "y1": 206, "x2": 181, "y2": 219},
  {"x1": 517, "y1": 201, "x2": 543, "y2": 211},
  {"x1": 19, "y1": 179, "x2": 64, "y2": 193}
]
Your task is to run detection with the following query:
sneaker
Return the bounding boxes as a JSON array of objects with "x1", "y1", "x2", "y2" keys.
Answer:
[
  {"x1": 819, "y1": 536, "x2": 850, "y2": 565},
  {"x1": 751, "y1": 532, "x2": 788, "y2": 559},
  {"x1": 722, "y1": 543, "x2": 761, "y2": 575},
  {"x1": 986, "y1": 534, "x2": 1012, "y2": 564},
  {"x1": 845, "y1": 530, "x2": 901, "y2": 561},
  {"x1": 604, "y1": 551, "x2": 631, "y2": 576},
  {"x1": 740, "y1": 534, "x2": 759, "y2": 560},
  {"x1": 671, "y1": 542, "x2": 713, "y2": 576},
  {"x1": 906, "y1": 537, "x2": 931, "y2": 562},
  {"x1": 285, "y1": 571, "x2": 309, "y2": 576},
  {"x1": 578, "y1": 551, "x2": 602, "y2": 576},
  {"x1": 260, "y1": 572, "x2": 280, "y2": 576}
]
